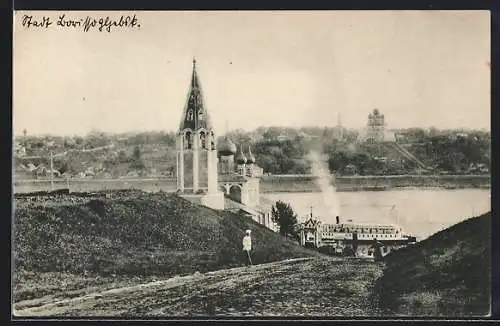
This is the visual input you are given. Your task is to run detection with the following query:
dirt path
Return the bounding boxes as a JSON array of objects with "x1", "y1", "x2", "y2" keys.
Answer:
[{"x1": 13, "y1": 257, "x2": 384, "y2": 317}]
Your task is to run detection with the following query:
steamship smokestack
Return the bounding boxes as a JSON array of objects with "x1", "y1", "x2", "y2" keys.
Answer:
[{"x1": 336, "y1": 216, "x2": 340, "y2": 224}]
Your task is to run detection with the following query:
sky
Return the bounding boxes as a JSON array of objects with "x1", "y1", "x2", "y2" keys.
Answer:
[{"x1": 13, "y1": 11, "x2": 490, "y2": 136}]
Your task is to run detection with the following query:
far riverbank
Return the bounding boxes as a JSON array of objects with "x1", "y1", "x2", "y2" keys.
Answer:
[
  {"x1": 13, "y1": 174, "x2": 490, "y2": 194},
  {"x1": 260, "y1": 174, "x2": 491, "y2": 193}
]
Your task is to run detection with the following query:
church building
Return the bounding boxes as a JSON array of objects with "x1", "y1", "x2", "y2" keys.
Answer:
[
  {"x1": 176, "y1": 59, "x2": 276, "y2": 231},
  {"x1": 358, "y1": 108, "x2": 396, "y2": 143}
]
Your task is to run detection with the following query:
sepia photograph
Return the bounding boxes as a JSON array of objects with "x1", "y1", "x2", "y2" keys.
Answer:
[{"x1": 12, "y1": 10, "x2": 491, "y2": 318}]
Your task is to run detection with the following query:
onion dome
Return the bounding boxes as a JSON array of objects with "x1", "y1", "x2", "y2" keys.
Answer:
[
  {"x1": 218, "y1": 136, "x2": 237, "y2": 156},
  {"x1": 235, "y1": 145, "x2": 247, "y2": 164},
  {"x1": 246, "y1": 145, "x2": 255, "y2": 164}
]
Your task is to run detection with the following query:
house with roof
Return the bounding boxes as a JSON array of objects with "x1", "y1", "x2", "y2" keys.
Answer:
[
  {"x1": 13, "y1": 163, "x2": 35, "y2": 181},
  {"x1": 14, "y1": 142, "x2": 27, "y2": 156},
  {"x1": 28, "y1": 164, "x2": 61, "y2": 179},
  {"x1": 175, "y1": 59, "x2": 276, "y2": 231}
]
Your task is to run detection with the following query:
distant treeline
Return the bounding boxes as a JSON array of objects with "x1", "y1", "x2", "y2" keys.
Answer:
[{"x1": 14, "y1": 127, "x2": 490, "y2": 177}]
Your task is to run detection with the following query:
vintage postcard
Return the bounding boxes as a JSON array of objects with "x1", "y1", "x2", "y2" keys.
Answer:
[{"x1": 12, "y1": 10, "x2": 491, "y2": 318}]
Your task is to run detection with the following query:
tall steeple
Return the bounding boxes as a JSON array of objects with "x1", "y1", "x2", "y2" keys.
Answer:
[
  {"x1": 176, "y1": 59, "x2": 218, "y2": 195},
  {"x1": 334, "y1": 113, "x2": 344, "y2": 141}
]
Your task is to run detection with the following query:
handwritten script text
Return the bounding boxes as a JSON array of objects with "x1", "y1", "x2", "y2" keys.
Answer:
[{"x1": 20, "y1": 14, "x2": 141, "y2": 32}]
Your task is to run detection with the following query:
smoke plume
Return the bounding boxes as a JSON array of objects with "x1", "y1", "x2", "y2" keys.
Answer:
[{"x1": 307, "y1": 150, "x2": 341, "y2": 223}]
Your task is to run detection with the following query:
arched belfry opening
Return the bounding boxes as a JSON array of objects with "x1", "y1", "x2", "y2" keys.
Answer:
[
  {"x1": 199, "y1": 130, "x2": 206, "y2": 149},
  {"x1": 184, "y1": 131, "x2": 192, "y2": 150},
  {"x1": 176, "y1": 59, "x2": 219, "y2": 197}
]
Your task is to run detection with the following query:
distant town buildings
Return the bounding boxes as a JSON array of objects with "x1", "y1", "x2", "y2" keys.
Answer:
[
  {"x1": 277, "y1": 135, "x2": 289, "y2": 142},
  {"x1": 451, "y1": 132, "x2": 470, "y2": 141},
  {"x1": 14, "y1": 142, "x2": 26, "y2": 156}
]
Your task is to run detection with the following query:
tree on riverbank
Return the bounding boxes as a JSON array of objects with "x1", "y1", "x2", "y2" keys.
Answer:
[
  {"x1": 271, "y1": 201, "x2": 299, "y2": 240},
  {"x1": 130, "y1": 145, "x2": 145, "y2": 170}
]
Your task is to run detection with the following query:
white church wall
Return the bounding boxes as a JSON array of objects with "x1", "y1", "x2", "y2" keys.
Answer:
[{"x1": 200, "y1": 191, "x2": 225, "y2": 210}]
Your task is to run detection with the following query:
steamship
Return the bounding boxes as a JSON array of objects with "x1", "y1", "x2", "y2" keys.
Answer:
[{"x1": 299, "y1": 210, "x2": 417, "y2": 257}]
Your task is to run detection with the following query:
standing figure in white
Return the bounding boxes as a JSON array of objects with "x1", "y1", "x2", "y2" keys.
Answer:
[{"x1": 242, "y1": 229, "x2": 252, "y2": 266}]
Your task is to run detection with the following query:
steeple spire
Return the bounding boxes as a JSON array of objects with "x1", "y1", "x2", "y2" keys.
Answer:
[
  {"x1": 191, "y1": 57, "x2": 199, "y2": 88},
  {"x1": 191, "y1": 57, "x2": 197, "y2": 88},
  {"x1": 175, "y1": 57, "x2": 223, "y2": 208},
  {"x1": 179, "y1": 59, "x2": 212, "y2": 132}
]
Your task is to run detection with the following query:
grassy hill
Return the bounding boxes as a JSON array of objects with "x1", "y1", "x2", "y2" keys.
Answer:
[
  {"x1": 13, "y1": 191, "x2": 321, "y2": 302},
  {"x1": 374, "y1": 212, "x2": 491, "y2": 317}
]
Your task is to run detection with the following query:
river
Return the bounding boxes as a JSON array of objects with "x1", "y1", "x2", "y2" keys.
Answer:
[{"x1": 264, "y1": 189, "x2": 491, "y2": 240}]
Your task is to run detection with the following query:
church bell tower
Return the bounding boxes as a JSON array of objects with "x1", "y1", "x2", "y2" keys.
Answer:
[{"x1": 176, "y1": 58, "x2": 219, "y2": 195}]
